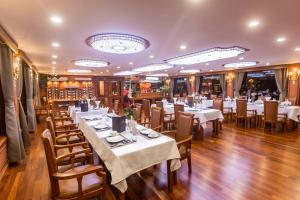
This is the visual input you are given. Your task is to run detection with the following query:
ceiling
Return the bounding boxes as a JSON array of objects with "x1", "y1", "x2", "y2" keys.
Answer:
[{"x1": 0, "y1": 0, "x2": 300, "y2": 76}]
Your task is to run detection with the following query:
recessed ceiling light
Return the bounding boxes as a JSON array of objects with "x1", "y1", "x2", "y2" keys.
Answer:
[
  {"x1": 86, "y1": 33, "x2": 150, "y2": 54},
  {"x1": 129, "y1": 62, "x2": 133, "y2": 65},
  {"x1": 239, "y1": 57, "x2": 244, "y2": 60},
  {"x1": 164, "y1": 69, "x2": 168, "y2": 72},
  {"x1": 248, "y1": 20, "x2": 260, "y2": 28},
  {"x1": 67, "y1": 69, "x2": 92, "y2": 73},
  {"x1": 149, "y1": 55, "x2": 154, "y2": 59},
  {"x1": 276, "y1": 37, "x2": 286, "y2": 43},
  {"x1": 50, "y1": 16, "x2": 63, "y2": 24},
  {"x1": 52, "y1": 55, "x2": 58, "y2": 59},
  {"x1": 295, "y1": 47, "x2": 300, "y2": 52},
  {"x1": 106, "y1": 70, "x2": 109, "y2": 73},
  {"x1": 209, "y1": 69, "x2": 214, "y2": 72},
  {"x1": 114, "y1": 71, "x2": 141, "y2": 76},
  {"x1": 51, "y1": 42, "x2": 60, "y2": 47},
  {"x1": 180, "y1": 45, "x2": 187, "y2": 50},
  {"x1": 117, "y1": 66, "x2": 121, "y2": 69},
  {"x1": 72, "y1": 59, "x2": 109, "y2": 67},
  {"x1": 52, "y1": 61, "x2": 57, "y2": 65},
  {"x1": 100, "y1": 72, "x2": 103, "y2": 74},
  {"x1": 179, "y1": 69, "x2": 200, "y2": 74},
  {"x1": 51, "y1": 66, "x2": 56, "y2": 69},
  {"x1": 224, "y1": 61, "x2": 258, "y2": 68},
  {"x1": 148, "y1": 73, "x2": 169, "y2": 77},
  {"x1": 166, "y1": 46, "x2": 247, "y2": 65},
  {"x1": 266, "y1": 62, "x2": 270, "y2": 66},
  {"x1": 205, "y1": 63, "x2": 210, "y2": 66},
  {"x1": 133, "y1": 63, "x2": 173, "y2": 72},
  {"x1": 181, "y1": 66, "x2": 185, "y2": 69}
]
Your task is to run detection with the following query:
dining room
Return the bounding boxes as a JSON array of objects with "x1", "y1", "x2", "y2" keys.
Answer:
[{"x1": 0, "y1": 0, "x2": 300, "y2": 200}]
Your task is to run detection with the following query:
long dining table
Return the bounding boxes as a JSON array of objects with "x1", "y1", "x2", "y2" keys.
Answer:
[{"x1": 78, "y1": 115, "x2": 181, "y2": 199}]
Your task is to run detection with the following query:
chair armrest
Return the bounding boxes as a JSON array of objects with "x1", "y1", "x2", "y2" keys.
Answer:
[
  {"x1": 161, "y1": 130, "x2": 176, "y2": 138},
  {"x1": 56, "y1": 148, "x2": 91, "y2": 162},
  {"x1": 52, "y1": 165, "x2": 105, "y2": 180},
  {"x1": 56, "y1": 132, "x2": 83, "y2": 140},
  {"x1": 56, "y1": 123, "x2": 78, "y2": 130},
  {"x1": 55, "y1": 129, "x2": 82, "y2": 134},
  {"x1": 54, "y1": 116, "x2": 73, "y2": 121},
  {"x1": 176, "y1": 136, "x2": 193, "y2": 146},
  {"x1": 152, "y1": 125, "x2": 162, "y2": 132},
  {"x1": 54, "y1": 142, "x2": 89, "y2": 149}
]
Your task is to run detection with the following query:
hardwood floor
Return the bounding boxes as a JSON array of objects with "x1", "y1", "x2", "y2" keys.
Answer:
[{"x1": 1, "y1": 120, "x2": 300, "y2": 200}]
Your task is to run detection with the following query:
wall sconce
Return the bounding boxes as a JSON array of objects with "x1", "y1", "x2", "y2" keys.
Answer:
[
  {"x1": 189, "y1": 75, "x2": 195, "y2": 82},
  {"x1": 226, "y1": 73, "x2": 234, "y2": 84},
  {"x1": 13, "y1": 56, "x2": 21, "y2": 81},
  {"x1": 288, "y1": 69, "x2": 300, "y2": 84}
]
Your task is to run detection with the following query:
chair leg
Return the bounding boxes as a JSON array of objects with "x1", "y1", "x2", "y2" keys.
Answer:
[{"x1": 188, "y1": 154, "x2": 192, "y2": 173}]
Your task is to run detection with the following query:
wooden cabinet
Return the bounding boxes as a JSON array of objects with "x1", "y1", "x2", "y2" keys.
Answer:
[{"x1": 0, "y1": 136, "x2": 8, "y2": 181}]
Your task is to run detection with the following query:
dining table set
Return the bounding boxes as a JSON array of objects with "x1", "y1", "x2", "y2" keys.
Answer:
[
  {"x1": 67, "y1": 105, "x2": 181, "y2": 199},
  {"x1": 223, "y1": 100, "x2": 300, "y2": 122}
]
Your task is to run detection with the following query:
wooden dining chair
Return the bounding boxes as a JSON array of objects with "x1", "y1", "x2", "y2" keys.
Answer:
[
  {"x1": 113, "y1": 99, "x2": 120, "y2": 114},
  {"x1": 50, "y1": 111, "x2": 77, "y2": 131},
  {"x1": 47, "y1": 117, "x2": 84, "y2": 145},
  {"x1": 142, "y1": 99, "x2": 151, "y2": 122},
  {"x1": 162, "y1": 111, "x2": 194, "y2": 173},
  {"x1": 235, "y1": 99, "x2": 256, "y2": 127},
  {"x1": 174, "y1": 104, "x2": 184, "y2": 129},
  {"x1": 156, "y1": 101, "x2": 174, "y2": 130},
  {"x1": 133, "y1": 103, "x2": 142, "y2": 123},
  {"x1": 42, "y1": 127, "x2": 91, "y2": 166},
  {"x1": 212, "y1": 99, "x2": 224, "y2": 130},
  {"x1": 263, "y1": 101, "x2": 287, "y2": 132},
  {"x1": 42, "y1": 129, "x2": 106, "y2": 200},
  {"x1": 141, "y1": 107, "x2": 163, "y2": 132}
]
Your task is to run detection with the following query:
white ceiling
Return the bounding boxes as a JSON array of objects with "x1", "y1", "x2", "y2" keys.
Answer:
[{"x1": 0, "y1": 0, "x2": 300, "y2": 76}]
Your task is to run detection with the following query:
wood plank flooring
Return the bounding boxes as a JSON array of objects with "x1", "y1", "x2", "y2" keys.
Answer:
[{"x1": 0, "y1": 121, "x2": 300, "y2": 200}]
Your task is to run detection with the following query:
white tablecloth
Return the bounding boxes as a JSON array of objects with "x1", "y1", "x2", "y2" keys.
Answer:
[
  {"x1": 163, "y1": 104, "x2": 224, "y2": 128},
  {"x1": 70, "y1": 108, "x2": 109, "y2": 124},
  {"x1": 223, "y1": 101, "x2": 300, "y2": 122},
  {"x1": 79, "y1": 118, "x2": 181, "y2": 193}
]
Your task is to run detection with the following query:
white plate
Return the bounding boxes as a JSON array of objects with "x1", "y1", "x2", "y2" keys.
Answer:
[
  {"x1": 140, "y1": 129, "x2": 152, "y2": 135},
  {"x1": 82, "y1": 116, "x2": 95, "y2": 120},
  {"x1": 106, "y1": 135, "x2": 124, "y2": 143},
  {"x1": 94, "y1": 124, "x2": 108, "y2": 129},
  {"x1": 148, "y1": 133, "x2": 159, "y2": 138}
]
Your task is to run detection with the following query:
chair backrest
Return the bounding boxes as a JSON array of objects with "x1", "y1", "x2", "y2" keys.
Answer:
[
  {"x1": 113, "y1": 100, "x2": 119, "y2": 114},
  {"x1": 174, "y1": 104, "x2": 184, "y2": 127},
  {"x1": 236, "y1": 99, "x2": 247, "y2": 118},
  {"x1": 264, "y1": 101, "x2": 279, "y2": 123},
  {"x1": 41, "y1": 129, "x2": 58, "y2": 187},
  {"x1": 46, "y1": 117, "x2": 58, "y2": 145},
  {"x1": 288, "y1": 97, "x2": 296, "y2": 106},
  {"x1": 133, "y1": 103, "x2": 142, "y2": 122},
  {"x1": 142, "y1": 99, "x2": 151, "y2": 118},
  {"x1": 176, "y1": 111, "x2": 193, "y2": 142},
  {"x1": 151, "y1": 107, "x2": 163, "y2": 130},
  {"x1": 239, "y1": 96, "x2": 247, "y2": 100},
  {"x1": 156, "y1": 101, "x2": 164, "y2": 109},
  {"x1": 213, "y1": 99, "x2": 223, "y2": 111}
]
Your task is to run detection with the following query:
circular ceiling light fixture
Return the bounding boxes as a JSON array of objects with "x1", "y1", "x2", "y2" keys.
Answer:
[
  {"x1": 72, "y1": 59, "x2": 110, "y2": 67},
  {"x1": 87, "y1": 33, "x2": 150, "y2": 54},
  {"x1": 133, "y1": 63, "x2": 173, "y2": 72},
  {"x1": 224, "y1": 61, "x2": 259, "y2": 68},
  {"x1": 179, "y1": 69, "x2": 200, "y2": 74}
]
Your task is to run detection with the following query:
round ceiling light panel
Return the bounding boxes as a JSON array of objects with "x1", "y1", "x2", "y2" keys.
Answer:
[
  {"x1": 87, "y1": 33, "x2": 150, "y2": 54},
  {"x1": 72, "y1": 59, "x2": 109, "y2": 67}
]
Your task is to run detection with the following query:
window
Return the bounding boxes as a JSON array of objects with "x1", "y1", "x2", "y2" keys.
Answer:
[
  {"x1": 199, "y1": 75, "x2": 222, "y2": 96},
  {"x1": 173, "y1": 78, "x2": 188, "y2": 97}
]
